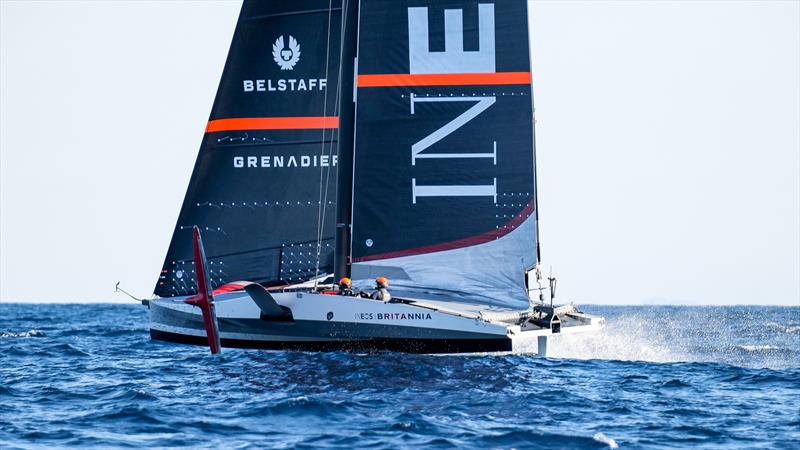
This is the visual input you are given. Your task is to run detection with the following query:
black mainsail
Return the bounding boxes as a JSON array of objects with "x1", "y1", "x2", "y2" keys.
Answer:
[
  {"x1": 155, "y1": 1, "x2": 343, "y2": 297},
  {"x1": 347, "y1": 0, "x2": 538, "y2": 308}
]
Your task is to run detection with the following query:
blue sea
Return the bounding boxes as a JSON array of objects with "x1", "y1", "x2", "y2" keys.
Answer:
[{"x1": 1, "y1": 304, "x2": 798, "y2": 449}]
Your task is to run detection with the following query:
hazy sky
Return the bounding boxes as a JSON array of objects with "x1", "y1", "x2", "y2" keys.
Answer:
[{"x1": 1, "y1": 1, "x2": 798, "y2": 305}]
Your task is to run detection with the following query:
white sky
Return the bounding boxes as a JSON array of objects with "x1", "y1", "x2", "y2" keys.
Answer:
[{"x1": 1, "y1": 1, "x2": 798, "y2": 305}]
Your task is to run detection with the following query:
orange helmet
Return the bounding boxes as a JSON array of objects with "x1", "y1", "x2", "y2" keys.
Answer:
[
  {"x1": 375, "y1": 277, "x2": 389, "y2": 288},
  {"x1": 339, "y1": 277, "x2": 352, "y2": 288}
]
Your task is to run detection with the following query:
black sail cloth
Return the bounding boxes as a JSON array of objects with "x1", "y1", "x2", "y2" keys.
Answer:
[
  {"x1": 155, "y1": 1, "x2": 342, "y2": 297},
  {"x1": 156, "y1": 0, "x2": 540, "y2": 310},
  {"x1": 350, "y1": 0, "x2": 538, "y2": 308}
]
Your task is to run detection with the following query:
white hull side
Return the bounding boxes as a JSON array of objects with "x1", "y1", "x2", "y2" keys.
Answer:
[{"x1": 148, "y1": 291, "x2": 603, "y2": 354}]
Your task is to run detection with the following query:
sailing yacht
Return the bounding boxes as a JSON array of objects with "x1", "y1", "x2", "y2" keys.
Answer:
[{"x1": 146, "y1": 0, "x2": 604, "y2": 355}]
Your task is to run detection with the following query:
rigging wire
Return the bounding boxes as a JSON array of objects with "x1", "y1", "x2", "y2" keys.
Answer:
[
  {"x1": 312, "y1": 0, "x2": 334, "y2": 288},
  {"x1": 313, "y1": 0, "x2": 347, "y2": 287}
]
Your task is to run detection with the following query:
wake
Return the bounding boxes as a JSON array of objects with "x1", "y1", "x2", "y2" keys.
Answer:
[{"x1": 540, "y1": 307, "x2": 799, "y2": 369}]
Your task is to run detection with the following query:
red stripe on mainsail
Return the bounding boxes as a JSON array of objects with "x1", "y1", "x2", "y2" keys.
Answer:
[
  {"x1": 205, "y1": 116, "x2": 339, "y2": 133},
  {"x1": 357, "y1": 72, "x2": 531, "y2": 88},
  {"x1": 354, "y1": 201, "x2": 535, "y2": 263}
]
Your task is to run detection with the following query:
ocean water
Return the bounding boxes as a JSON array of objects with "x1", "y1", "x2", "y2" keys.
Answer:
[{"x1": 1, "y1": 304, "x2": 798, "y2": 449}]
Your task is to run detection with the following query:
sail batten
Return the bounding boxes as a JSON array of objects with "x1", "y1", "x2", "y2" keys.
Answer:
[
  {"x1": 246, "y1": 7, "x2": 344, "y2": 22},
  {"x1": 206, "y1": 138, "x2": 338, "y2": 149}
]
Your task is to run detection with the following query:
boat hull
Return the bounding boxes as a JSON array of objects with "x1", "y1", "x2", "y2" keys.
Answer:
[
  {"x1": 148, "y1": 291, "x2": 603, "y2": 354},
  {"x1": 150, "y1": 329, "x2": 511, "y2": 353},
  {"x1": 149, "y1": 292, "x2": 513, "y2": 353}
]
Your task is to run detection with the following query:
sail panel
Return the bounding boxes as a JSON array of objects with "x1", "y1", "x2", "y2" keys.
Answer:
[
  {"x1": 156, "y1": 1, "x2": 342, "y2": 297},
  {"x1": 350, "y1": 0, "x2": 537, "y2": 308}
]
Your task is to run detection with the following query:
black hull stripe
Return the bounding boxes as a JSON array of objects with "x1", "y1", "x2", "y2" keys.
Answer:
[{"x1": 150, "y1": 329, "x2": 511, "y2": 354}]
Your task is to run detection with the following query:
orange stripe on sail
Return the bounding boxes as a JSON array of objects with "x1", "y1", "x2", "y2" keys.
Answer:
[
  {"x1": 357, "y1": 72, "x2": 531, "y2": 87},
  {"x1": 205, "y1": 116, "x2": 339, "y2": 133}
]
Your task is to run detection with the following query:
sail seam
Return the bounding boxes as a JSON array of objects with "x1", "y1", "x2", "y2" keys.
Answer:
[
  {"x1": 208, "y1": 138, "x2": 338, "y2": 149},
  {"x1": 168, "y1": 237, "x2": 334, "y2": 264},
  {"x1": 246, "y1": 7, "x2": 343, "y2": 21}
]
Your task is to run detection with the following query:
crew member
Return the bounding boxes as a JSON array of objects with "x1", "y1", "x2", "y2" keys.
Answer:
[
  {"x1": 338, "y1": 277, "x2": 356, "y2": 296},
  {"x1": 370, "y1": 277, "x2": 392, "y2": 302}
]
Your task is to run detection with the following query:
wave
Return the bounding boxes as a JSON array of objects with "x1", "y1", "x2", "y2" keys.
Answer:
[
  {"x1": 542, "y1": 308, "x2": 799, "y2": 369},
  {"x1": 1, "y1": 329, "x2": 45, "y2": 338},
  {"x1": 736, "y1": 345, "x2": 783, "y2": 352},
  {"x1": 766, "y1": 322, "x2": 800, "y2": 334},
  {"x1": 544, "y1": 313, "x2": 681, "y2": 363},
  {"x1": 464, "y1": 429, "x2": 616, "y2": 449},
  {"x1": 2, "y1": 304, "x2": 798, "y2": 450},
  {"x1": 593, "y1": 433, "x2": 619, "y2": 449}
]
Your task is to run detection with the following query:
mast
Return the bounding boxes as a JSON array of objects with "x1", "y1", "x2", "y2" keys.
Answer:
[{"x1": 334, "y1": 0, "x2": 359, "y2": 280}]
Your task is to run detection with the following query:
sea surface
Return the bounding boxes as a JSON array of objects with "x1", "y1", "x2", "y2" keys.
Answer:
[{"x1": 1, "y1": 304, "x2": 798, "y2": 449}]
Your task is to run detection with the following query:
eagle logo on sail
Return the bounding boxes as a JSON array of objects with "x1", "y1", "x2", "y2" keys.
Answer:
[{"x1": 272, "y1": 35, "x2": 300, "y2": 70}]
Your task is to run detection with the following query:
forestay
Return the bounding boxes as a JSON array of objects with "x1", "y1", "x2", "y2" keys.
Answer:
[
  {"x1": 350, "y1": 0, "x2": 538, "y2": 308},
  {"x1": 155, "y1": 0, "x2": 342, "y2": 297}
]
